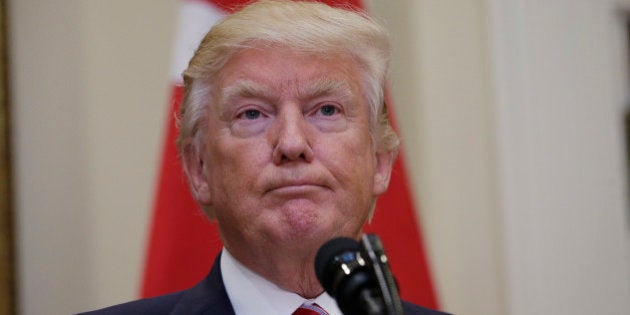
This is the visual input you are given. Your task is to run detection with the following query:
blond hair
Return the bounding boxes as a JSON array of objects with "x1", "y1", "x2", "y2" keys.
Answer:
[{"x1": 178, "y1": 0, "x2": 399, "y2": 159}]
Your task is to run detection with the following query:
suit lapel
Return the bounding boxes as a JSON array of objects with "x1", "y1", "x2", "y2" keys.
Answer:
[{"x1": 170, "y1": 252, "x2": 236, "y2": 315}]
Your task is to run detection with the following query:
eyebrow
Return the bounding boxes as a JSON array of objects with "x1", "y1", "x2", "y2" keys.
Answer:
[
  {"x1": 220, "y1": 77, "x2": 354, "y2": 104},
  {"x1": 297, "y1": 77, "x2": 353, "y2": 101},
  {"x1": 221, "y1": 80, "x2": 273, "y2": 103}
]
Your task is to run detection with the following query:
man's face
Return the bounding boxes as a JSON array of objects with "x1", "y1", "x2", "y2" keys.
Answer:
[{"x1": 188, "y1": 47, "x2": 394, "y2": 256}]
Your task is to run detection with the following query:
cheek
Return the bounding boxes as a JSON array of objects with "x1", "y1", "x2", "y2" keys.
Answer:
[
  {"x1": 205, "y1": 139, "x2": 270, "y2": 196},
  {"x1": 327, "y1": 135, "x2": 377, "y2": 192}
]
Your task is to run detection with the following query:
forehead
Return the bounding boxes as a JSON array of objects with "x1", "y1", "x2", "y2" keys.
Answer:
[{"x1": 213, "y1": 47, "x2": 364, "y2": 98}]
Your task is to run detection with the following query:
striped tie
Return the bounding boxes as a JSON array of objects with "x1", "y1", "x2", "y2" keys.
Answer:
[{"x1": 292, "y1": 303, "x2": 329, "y2": 315}]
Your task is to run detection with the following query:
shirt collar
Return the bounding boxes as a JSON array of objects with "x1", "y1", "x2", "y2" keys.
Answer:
[{"x1": 220, "y1": 248, "x2": 342, "y2": 315}]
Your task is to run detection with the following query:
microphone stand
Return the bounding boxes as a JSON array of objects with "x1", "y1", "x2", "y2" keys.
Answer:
[{"x1": 360, "y1": 234, "x2": 404, "y2": 315}]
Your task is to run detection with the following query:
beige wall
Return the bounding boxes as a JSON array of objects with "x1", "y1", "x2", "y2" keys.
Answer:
[
  {"x1": 490, "y1": 0, "x2": 630, "y2": 314},
  {"x1": 10, "y1": 1, "x2": 176, "y2": 313},
  {"x1": 9, "y1": 0, "x2": 630, "y2": 315}
]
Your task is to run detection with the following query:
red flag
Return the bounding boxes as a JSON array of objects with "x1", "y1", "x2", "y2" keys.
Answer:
[{"x1": 142, "y1": 0, "x2": 439, "y2": 309}]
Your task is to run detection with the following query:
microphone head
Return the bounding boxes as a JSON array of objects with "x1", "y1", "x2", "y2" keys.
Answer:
[{"x1": 315, "y1": 237, "x2": 360, "y2": 294}]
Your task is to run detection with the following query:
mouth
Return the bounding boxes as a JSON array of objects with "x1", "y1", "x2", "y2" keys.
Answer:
[
  {"x1": 268, "y1": 183, "x2": 324, "y2": 194},
  {"x1": 264, "y1": 178, "x2": 331, "y2": 195}
]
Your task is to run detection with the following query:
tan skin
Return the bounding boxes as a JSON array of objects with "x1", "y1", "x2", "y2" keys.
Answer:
[{"x1": 184, "y1": 46, "x2": 395, "y2": 298}]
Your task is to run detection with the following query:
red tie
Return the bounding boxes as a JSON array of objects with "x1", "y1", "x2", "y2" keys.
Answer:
[{"x1": 292, "y1": 303, "x2": 329, "y2": 315}]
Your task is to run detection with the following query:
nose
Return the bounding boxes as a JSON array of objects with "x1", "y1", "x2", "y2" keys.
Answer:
[{"x1": 271, "y1": 106, "x2": 314, "y2": 165}]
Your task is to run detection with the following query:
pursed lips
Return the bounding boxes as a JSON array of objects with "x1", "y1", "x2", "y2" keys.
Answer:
[{"x1": 264, "y1": 179, "x2": 330, "y2": 195}]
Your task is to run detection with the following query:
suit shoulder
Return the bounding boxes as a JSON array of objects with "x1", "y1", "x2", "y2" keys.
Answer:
[
  {"x1": 402, "y1": 301, "x2": 453, "y2": 315},
  {"x1": 76, "y1": 291, "x2": 186, "y2": 315}
]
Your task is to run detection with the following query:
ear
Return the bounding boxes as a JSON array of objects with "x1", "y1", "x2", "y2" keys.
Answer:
[
  {"x1": 181, "y1": 143, "x2": 212, "y2": 206},
  {"x1": 372, "y1": 148, "x2": 396, "y2": 196}
]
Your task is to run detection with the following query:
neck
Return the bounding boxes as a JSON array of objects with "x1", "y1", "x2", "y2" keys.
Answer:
[{"x1": 226, "y1": 243, "x2": 325, "y2": 298}]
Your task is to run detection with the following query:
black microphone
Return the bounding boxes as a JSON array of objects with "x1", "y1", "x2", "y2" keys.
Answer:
[{"x1": 315, "y1": 234, "x2": 404, "y2": 315}]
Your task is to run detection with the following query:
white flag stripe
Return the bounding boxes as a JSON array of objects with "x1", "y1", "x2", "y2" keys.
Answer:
[{"x1": 170, "y1": 1, "x2": 226, "y2": 84}]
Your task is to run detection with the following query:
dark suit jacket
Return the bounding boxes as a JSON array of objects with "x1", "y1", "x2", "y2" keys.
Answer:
[{"x1": 78, "y1": 254, "x2": 450, "y2": 315}]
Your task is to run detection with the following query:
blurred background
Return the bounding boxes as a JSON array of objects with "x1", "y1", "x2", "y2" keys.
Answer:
[{"x1": 4, "y1": 0, "x2": 630, "y2": 314}]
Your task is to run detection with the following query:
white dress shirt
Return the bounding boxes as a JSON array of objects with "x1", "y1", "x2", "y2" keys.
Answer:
[{"x1": 221, "y1": 249, "x2": 342, "y2": 315}]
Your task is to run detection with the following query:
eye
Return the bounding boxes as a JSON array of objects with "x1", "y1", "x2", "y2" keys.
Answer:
[
  {"x1": 319, "y1": 104, "x2": 338, "y2": 116},
  {"x1": 306, "y1": 102, "x2": 347, "y2": 132},
  {"x1": 240, "y1": 109, "x2": 262, "y2": 120}
]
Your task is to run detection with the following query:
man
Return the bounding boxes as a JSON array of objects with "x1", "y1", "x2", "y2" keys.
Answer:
[{"x1": 80, "y1": 1, "x2": 449, "y2": 314}]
